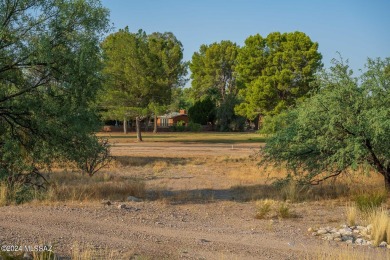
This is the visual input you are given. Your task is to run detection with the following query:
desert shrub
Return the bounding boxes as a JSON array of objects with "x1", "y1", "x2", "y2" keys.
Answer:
[
  {"x1": 255, "y1": 199, "x2": 297, "y2": 219},
  {"x1": 278, "y1": 203, "x2": 294, "y2": 219},
  {"x1": 255, "y1": 199, "x2": 273, "y2": 219}
]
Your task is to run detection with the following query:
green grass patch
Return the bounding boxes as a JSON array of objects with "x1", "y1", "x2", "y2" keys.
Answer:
[{"x1": 354, "y1": 191, "x2": 387, "y2": 213}]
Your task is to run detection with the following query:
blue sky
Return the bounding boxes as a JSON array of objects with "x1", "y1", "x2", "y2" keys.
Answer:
[{"x1": 100, "y1": 0, "x2": 389, "y2": 75}]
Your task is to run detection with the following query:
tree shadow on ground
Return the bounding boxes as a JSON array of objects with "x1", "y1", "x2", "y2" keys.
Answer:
[
  {"x1": 115, "y1": 156, "x2": 193, "y2": 167},
  {"x1": 146, "y1": 183, "x2": 355, "y2": 204}
]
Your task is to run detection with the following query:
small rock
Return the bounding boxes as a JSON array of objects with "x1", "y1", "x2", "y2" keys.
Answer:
[
  {"x1": 339, "y1": 227, "x2": 353, "y2": 236},
  {"x1": 308, "y1": 227, "x2": 313, "y2": 232},
  {"x1": 355, "y1": 238, "x2": 364, "y2": 245},
  {"x1": 334, "y1": 237, "x2": 342, "y2": 242},
  {"x1": 379, "y1": 241, "x2": 388, "y2": 247},
  {"x1": 127, "y1": 196, "x2": 142, "y2": 202},
  {"x1": 312, "y1": 232, "x2": 318, "y2": 236},
  {"x1": 346, "y1": 239, "x2": 353, "y2": 244},
  {"x1": 317, "y1": 229, "x2": 328, "y2": 235},
  {"x1": 323, "y1": 235, "x2": 334, "y2": 241},
  {"x1": 341, "y1": 235, "x2": 354, "y2": 242},
  {"x1": 118, "y1": 204, "x2": 126, "y2": 209},
  {"x1": 332, "y1": 232, "x2": 341, "y2": 238}
]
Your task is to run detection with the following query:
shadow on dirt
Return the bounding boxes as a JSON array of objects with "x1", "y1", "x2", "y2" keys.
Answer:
[
  {"x1": 146, "y1": 182, "x2": 354, "y2": 204},
  {"x1": 115, "y1": 156, "x2": 193, "y2": 167}
]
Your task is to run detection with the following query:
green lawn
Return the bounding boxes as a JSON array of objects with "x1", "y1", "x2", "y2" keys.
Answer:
[{"x1": 97, "y1": 132, "x2": 267, "y2": 144}]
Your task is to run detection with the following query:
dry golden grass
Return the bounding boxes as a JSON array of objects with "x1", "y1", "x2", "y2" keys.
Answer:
[
  {"x1": 370, "y1": 208, "x2": 390, "y2": 246},
  {"x1": 346, "y1": 203, "x2": 357, "y2": 226},
  {"x1": 255, "y1": 199, "x2": 274, "y2": 219},
  {"x1": 10, "y1": 171, "x2": 147, "y2": 204},
  {"x1": 0, "y1": 182, "x2": 8, "y2": 206},
  {"x1": 309, "y1": 247, "x2": 390, "y2": 260},
  {"x1": 70, "y1": 242, "x2": 134, "y2": 260},
  {"x1": 255, "y1": 199, "x2": 297, "y2": 219}
]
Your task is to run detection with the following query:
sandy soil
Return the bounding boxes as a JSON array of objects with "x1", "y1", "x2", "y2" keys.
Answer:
[{"x1": 0, "y1": 141, "x2": 388, "y2": 259}]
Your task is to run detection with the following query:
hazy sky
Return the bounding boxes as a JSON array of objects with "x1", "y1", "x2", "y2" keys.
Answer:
[{"x1": 100, "y1": 0, "x2": 389, "y2": 75}]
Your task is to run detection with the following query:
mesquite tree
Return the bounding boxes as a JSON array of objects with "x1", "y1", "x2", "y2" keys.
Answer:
[
  {"x1": 262, "y1": 58, "x2": 390, "y2": 190},
  {"x1": 0, "y1": 0, "x2": 110, "y2": 188}
]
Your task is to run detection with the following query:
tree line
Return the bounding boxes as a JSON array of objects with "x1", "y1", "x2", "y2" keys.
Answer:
[
  {"x1": 1, "y1": 0, "x2": 389, "y2": 191},
  {"x1": 99, "y1": 29, "x2": 323, "y2": 136}
]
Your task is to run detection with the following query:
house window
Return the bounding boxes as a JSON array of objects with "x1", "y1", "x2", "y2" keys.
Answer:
[{"x1": 161, "y1": 118, "x2": 168, "y2": 127}]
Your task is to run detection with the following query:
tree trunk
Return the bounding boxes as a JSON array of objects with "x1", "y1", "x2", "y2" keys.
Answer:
[
  {"x1": 153, "y1": 114, "x2": 157, "y2": 133},
  {"x1": 123, "y1": 118, "x2": 127, "y2": 134},
  {"x1": 145, "y1": 118, "x2": 149, "y2": 132},
  {"x1": 254, "y1": 114, "x2": 261, "y2": 130},
  {"x1": 384, "y1": 171, "x2": 390, "y2": 192},
  {"x1": 136, "y1": 116, "x2": 143, "y2": 142}
]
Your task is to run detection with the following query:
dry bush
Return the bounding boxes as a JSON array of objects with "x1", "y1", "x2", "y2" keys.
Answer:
[
  {"x1": 255, "y1": 199, "x2": 297, "y2": 219},
  {"x1": 255, "y1": 199, "x2": 274, "y2": 219},
  {"x1": 278, "y1": 203, "x2": 296, "y2": 219}
]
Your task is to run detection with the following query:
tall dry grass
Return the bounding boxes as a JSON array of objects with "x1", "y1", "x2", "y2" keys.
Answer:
[
  {"x1": 370, "y1": 208, "x2": 389, "y2": 246},
  {"x1": 346, "y1": 203, "x2": 357, "y2": 226},
  {"x1": 42, "y1": 171, "x2": 145, "y2": 202}
]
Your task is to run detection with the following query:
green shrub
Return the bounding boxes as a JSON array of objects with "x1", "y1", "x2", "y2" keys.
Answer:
[
  {"x1": 187, "y1": 122, "x2": 201, "y2": 132},
  {"x1": 355, "y1": 192, "x2": 387, "y2": 212}
]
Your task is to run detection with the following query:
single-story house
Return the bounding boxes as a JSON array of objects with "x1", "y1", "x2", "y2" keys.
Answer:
[{"x1": 157, "y1": 109, "x2": 189, "y2": 127}]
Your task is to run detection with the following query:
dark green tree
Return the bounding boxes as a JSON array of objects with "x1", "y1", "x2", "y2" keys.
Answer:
[
  {"x1": 188, "y1": 98, "x2": 216, "y2": 125},
  {"x1": 0, "y1": 0, "x2": 110, "y2": 188},
  {"x1": 100, "y1": 29, "x2": 186, "y2": 139},
  {"x1": 189, "y1": 41, "x2": 242, "y2": 130},
  {"x1": 189, "y1": 40, "x2": 239, "y2": 101},
  {"x1": 262, "y1": 58, "x2": 390, "y2": 190},
  {"x1": 235, "y1": 32, "x2": 322, "y2": 129}
]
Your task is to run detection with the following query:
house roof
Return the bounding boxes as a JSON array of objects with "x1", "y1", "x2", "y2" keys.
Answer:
[{"x1": 158, "y1": 112, "x2": 188, "y2": 119}]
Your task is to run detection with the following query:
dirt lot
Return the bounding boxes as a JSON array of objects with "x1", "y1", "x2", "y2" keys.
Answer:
[{"x1": 0, "y1": 134, "x2": 389, "y2": 259}]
